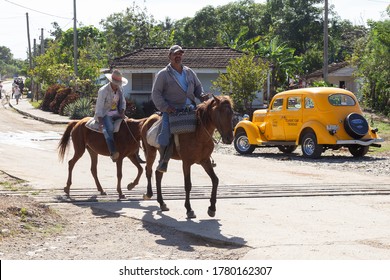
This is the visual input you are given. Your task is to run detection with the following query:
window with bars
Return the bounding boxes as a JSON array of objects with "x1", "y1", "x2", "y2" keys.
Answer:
[{"x1": 132, "y1": 73, "x2": 153, "y2": 91}]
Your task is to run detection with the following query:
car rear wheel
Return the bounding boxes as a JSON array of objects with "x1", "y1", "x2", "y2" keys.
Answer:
[
  {"x1": 234, "y1": 131, "x2": 255, "y2": 154},
  {"x1": 277, "y1": 145, "x2": 298, "y2": 154},
  {"x1": 348, "y1": 145, "x2": 369, "y2": 157},
  {"x1": 301, "y1": 132, "x2": 323, "y2": 159},
  {"x1": 344, "y1": 113, "x2": 369, "y2": 139}
]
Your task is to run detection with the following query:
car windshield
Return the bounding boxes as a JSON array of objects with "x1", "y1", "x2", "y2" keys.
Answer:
[{"x1": 328, "y1": 94, "x2": 356, "y2": 106}]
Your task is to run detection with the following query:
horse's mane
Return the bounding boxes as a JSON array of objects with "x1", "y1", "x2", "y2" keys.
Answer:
[{"x1": 196, "y1": 95, "x2": 233, "y2": 126}]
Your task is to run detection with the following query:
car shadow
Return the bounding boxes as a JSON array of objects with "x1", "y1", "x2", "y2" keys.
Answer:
[{"x1": 235, "y1": 149, "x2": 388, "y2": 164}]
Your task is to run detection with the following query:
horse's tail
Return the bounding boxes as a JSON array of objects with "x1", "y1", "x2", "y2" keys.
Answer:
[{"x1": 58, "y1": 121, "x2": 78, "y2": 162}]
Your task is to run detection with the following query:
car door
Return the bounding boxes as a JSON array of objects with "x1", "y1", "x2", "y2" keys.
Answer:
[
  {"x1": 283, "y1": 95, "x2": 303, "y2": 141},
  {"x1": 267, "y1": 97, "x2": 286, "y2": 140}
]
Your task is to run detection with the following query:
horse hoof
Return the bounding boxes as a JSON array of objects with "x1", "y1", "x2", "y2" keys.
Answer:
[
  {"x1": 143, "y1": 193, "x2": 152, "y2": 200},
  {"x1": 119, "y1": 194, "x2": 126, "y2": 199},
  {"x1": 63, "y1": 187, "x2": 70, "y2": 195},
  {"x1": 127, "y1": 183, "x2": 136, "y2": 191},
  {"x1": 101, "y1": 191, "x2": 107, "y2": 196},
  {"x1": 161, "y1": 203, "x2": 169, "y2": 212},
  {"x1": 187, "y1": 210, "x2": 196, "y2": 219},
  {"x1": 207, "y1": 208, "x2": 216, "y2": 217}
]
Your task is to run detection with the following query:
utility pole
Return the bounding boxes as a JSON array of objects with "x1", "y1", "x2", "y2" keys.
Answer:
[
  {"x1": 323, "y1": 0, "x2": 329, "y2": 83},
  {"x1": 40, "y1": 28, "x2": 44, "y2": 55},
  {"x1": 26, "y1": 13, "x2": 32, "y2": 69},
  {"x1": 26, "y1": 13, "x2": 34, "y2": 101},
  {"x1": 73, "y1": 0, "x2": 78, "y2": 77}
]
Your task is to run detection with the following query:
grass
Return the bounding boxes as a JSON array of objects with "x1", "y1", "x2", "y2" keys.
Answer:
[
  {"x1": 30, "y1": 100, "x2": 42, "y2": 109},
  {"x1": 0, "y1": 180, "x2": 32, "y2": 192},
  {"x1": 365, "y1": 113, "x2": 390, "y2": 154}
]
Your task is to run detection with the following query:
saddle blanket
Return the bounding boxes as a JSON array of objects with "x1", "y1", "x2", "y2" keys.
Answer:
[{"x1": 85, "y1": 117, "x2": 123, "y2": 133}]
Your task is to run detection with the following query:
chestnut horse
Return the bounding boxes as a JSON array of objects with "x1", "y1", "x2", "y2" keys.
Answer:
[
  {"x1": 58, "y1": 117, "x2": 146, "y2": 199},
  {"x1": 141, "y1": 96, "x2": 234, "y2": 218}
]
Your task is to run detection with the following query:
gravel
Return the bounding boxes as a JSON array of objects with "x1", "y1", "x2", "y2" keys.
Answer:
[{"x1": 213, "y1": 144, "x2": 390, "y2": 177}]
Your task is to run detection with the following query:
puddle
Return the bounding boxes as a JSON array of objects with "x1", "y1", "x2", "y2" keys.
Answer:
[{"x1": 0, "y1": 131, "x2": 62, "y2": 149}]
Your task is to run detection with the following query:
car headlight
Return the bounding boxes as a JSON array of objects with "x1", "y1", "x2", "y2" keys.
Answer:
[{"x1": 326, "y1": 124, "x2": 339, "y2": 135}]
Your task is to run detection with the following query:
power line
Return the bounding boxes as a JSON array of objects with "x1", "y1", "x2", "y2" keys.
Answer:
[{"x1": 4, "y1": 0, "x2": 72, "y2": 20}]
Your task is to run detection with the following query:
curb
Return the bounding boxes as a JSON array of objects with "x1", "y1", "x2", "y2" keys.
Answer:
[{"x1": 9, "y1": 102, "x2": 70, "y2": 125}]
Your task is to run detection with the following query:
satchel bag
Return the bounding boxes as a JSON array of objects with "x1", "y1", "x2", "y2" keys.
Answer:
[
  {"x1": 169, "y1": 110, "x2": 197, "y2": 134},
  {"x1": 146, "y1": 118, "x2": 162, "y2": 148}
]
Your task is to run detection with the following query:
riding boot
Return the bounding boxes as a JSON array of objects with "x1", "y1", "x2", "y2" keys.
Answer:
[{"x1": 157, "y1": 140, "x2": 173, "y2": 173}]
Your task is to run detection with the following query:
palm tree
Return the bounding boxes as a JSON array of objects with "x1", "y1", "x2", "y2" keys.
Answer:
[{"x1": 254, "y1": 37, "x2": 302, "y2": 97}]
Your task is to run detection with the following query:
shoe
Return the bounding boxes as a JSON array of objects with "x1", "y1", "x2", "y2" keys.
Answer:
[
  {"x1": 157, "y1": 161, "x2": 168, "y2": 173},
  {"x1": 110, "y1": 152, "x2": 119, "y2": 162}
]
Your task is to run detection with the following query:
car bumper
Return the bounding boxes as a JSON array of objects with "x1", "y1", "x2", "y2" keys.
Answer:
[{"x1": 336, "y1": 138, "x2": 384, "y2": 146}]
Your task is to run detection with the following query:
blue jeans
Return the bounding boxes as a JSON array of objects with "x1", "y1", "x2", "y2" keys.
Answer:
[
  {"x1": 102, "y1": 115, "x2": 120, "y2": 154},
  {"x1": 157, "y1": 112, "x2": 171, "y2": 147}
]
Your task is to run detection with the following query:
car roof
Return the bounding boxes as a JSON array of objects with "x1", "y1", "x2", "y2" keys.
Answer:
[{"x1": 274, "y1": 87, "x2": 355, "y2": 98}]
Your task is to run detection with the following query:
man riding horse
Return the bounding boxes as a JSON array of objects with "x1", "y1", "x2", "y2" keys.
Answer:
[{"x1": 152, "y1": 45, "x2": 209, "y2": 172}]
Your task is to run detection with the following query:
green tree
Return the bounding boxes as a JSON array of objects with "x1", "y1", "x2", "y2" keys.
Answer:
[
  {"x1": 265, "y1": 0, "x2": 323, "y2": 55},
  {"x1": 217, "y1": 0, "x2": 267, "y2": 46},
  {"x1": 353, "y1": 18, "x2": 390, "y2": 115},
  {"x1": 0, "y1": 46, "x2": 27, "y2": 78},
  {"x1": 30, "y1": 25, "x2": 107, "y2": 97},
  {"x1": 212, "y1": 54, "x2": 268, "y2": 113},
  {"x1": 254, "y1": 37, "x2": 302, "y2": 96},
  {"x1": 101, "y1": 5, "x2": 172, "y2": 57},
  {"x1": 181, "y1": 6, "x2": 222, "y2": 47}
]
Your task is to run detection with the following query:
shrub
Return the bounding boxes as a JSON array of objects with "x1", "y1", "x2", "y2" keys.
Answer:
[
  {"x1": 125, "y1": 99, "x2": 145, "y2": 118},
  {"x1": 142, "y1": 100, "x2": 157, "y2": 117},
  {"x1": 40, "y1": 84, "x2": 64, "y2": 111},
  {"x1": 59, "y1": 92, "x2": 80, "y2": 116},
  {"x1": 63, "y1": 97, "x2": 94, "y2": 119},
  {"x1": 50, "y1": 87, "x2": 72, "y2": 114}
]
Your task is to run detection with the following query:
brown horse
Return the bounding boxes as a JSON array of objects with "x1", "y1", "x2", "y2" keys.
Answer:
[
  {"x1": 141, "y1": 96, "x2": 234, "y2": 218},
  {"x1": 58, "y1": 117, "x2": 146, "y2": 199}
]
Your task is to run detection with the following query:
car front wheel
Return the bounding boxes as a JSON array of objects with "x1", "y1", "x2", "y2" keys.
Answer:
[
  {"x1": 301, "y1": 132, "x2": 323, "y2": 159},
  {"x1": 348, "y1": 145, "x2": 369, "y2": 157},
  {"x1": 234, "y1": 131, "x2": 255, "y2": 154}
]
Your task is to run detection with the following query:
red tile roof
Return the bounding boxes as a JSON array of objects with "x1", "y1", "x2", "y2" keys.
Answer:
[{"x1": 110, "y1": 47, "x2": 245, "y2": 69}]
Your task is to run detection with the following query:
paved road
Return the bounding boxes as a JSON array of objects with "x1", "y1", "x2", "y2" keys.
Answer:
[{"x1": 1, "y1": 94, "x2": 390, "y2": 260}]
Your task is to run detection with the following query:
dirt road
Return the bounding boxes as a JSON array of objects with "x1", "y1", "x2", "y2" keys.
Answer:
[{"x1": 1, "y1": 98, "x2": 390, "y2": 261}]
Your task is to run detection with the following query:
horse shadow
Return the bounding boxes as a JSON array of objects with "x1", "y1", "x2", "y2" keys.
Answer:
[
  {"x1": 142, "y1": 210, "x2": 247, "y2": 252},
  {"x1": 58, "y1": 194, "x2": 247, "y2": 252}
]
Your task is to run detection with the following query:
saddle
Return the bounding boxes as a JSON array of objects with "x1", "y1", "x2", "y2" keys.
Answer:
[{"x1": 85, "y1": 117, "x2": 123, "y2": 133}]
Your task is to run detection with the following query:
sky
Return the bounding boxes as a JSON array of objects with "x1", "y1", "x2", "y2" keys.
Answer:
[{"x1": 0, "y1": 0, "x2": 389, "y2": 60}]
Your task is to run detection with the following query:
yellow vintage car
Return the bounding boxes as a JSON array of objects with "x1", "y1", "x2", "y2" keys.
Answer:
[{"x1": 233, "y1": 87, "x2": 384, "y2": 158}]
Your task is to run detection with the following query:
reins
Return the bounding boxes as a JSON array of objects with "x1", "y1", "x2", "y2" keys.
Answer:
[
  {"x1": 197, "y1": 102, "x2": 225, "y2": 145},
  {"x1": 123, "y1": 117, "x2": 145, "y2": 152}
]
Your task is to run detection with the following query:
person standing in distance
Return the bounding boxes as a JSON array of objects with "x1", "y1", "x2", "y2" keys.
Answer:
[
  {"x1": 94, "y1": 69, "x2": 128, "y2": 162},
  {"x1": 151, "y1": 45, "x2": 209, "y2": 173}
]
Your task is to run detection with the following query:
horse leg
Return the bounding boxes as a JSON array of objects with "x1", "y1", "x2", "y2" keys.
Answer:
[
  {"x1": 127, "y1": 154, "x2": 143, "y2": 191},
  {"x1": 200, "y1": 159, "x2": 219, "y2": 217},
  {"x1": 116, "y1": 159, "x2": 126, "y2": 199},
  {"x1": 64, "y1": 149, "x2": 85, "y2": 196},
  {"x1": 86, "y1": 147, "x2": 106, "y2": 195},
  {"x1": 183, "y1": 163, "x2": 196, "y2": 219},
  {"x1": 155, "y1": 170, "x2": 169, "y2": 211},
  {"x1": 143, "y1": 146, "x2": 157, "y2": 200}
]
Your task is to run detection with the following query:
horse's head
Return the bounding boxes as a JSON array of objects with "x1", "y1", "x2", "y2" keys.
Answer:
[{"x1": 207, "y1": 95, "x2": 234, "y2": 144}]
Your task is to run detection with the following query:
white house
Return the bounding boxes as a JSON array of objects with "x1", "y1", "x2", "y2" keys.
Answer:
[
  {"x1": 108, "y1": 47, "x2": 252, "y2": 104},
  {"x1": 306, "y1": 62, "x2": 361, "y2": 97}
]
